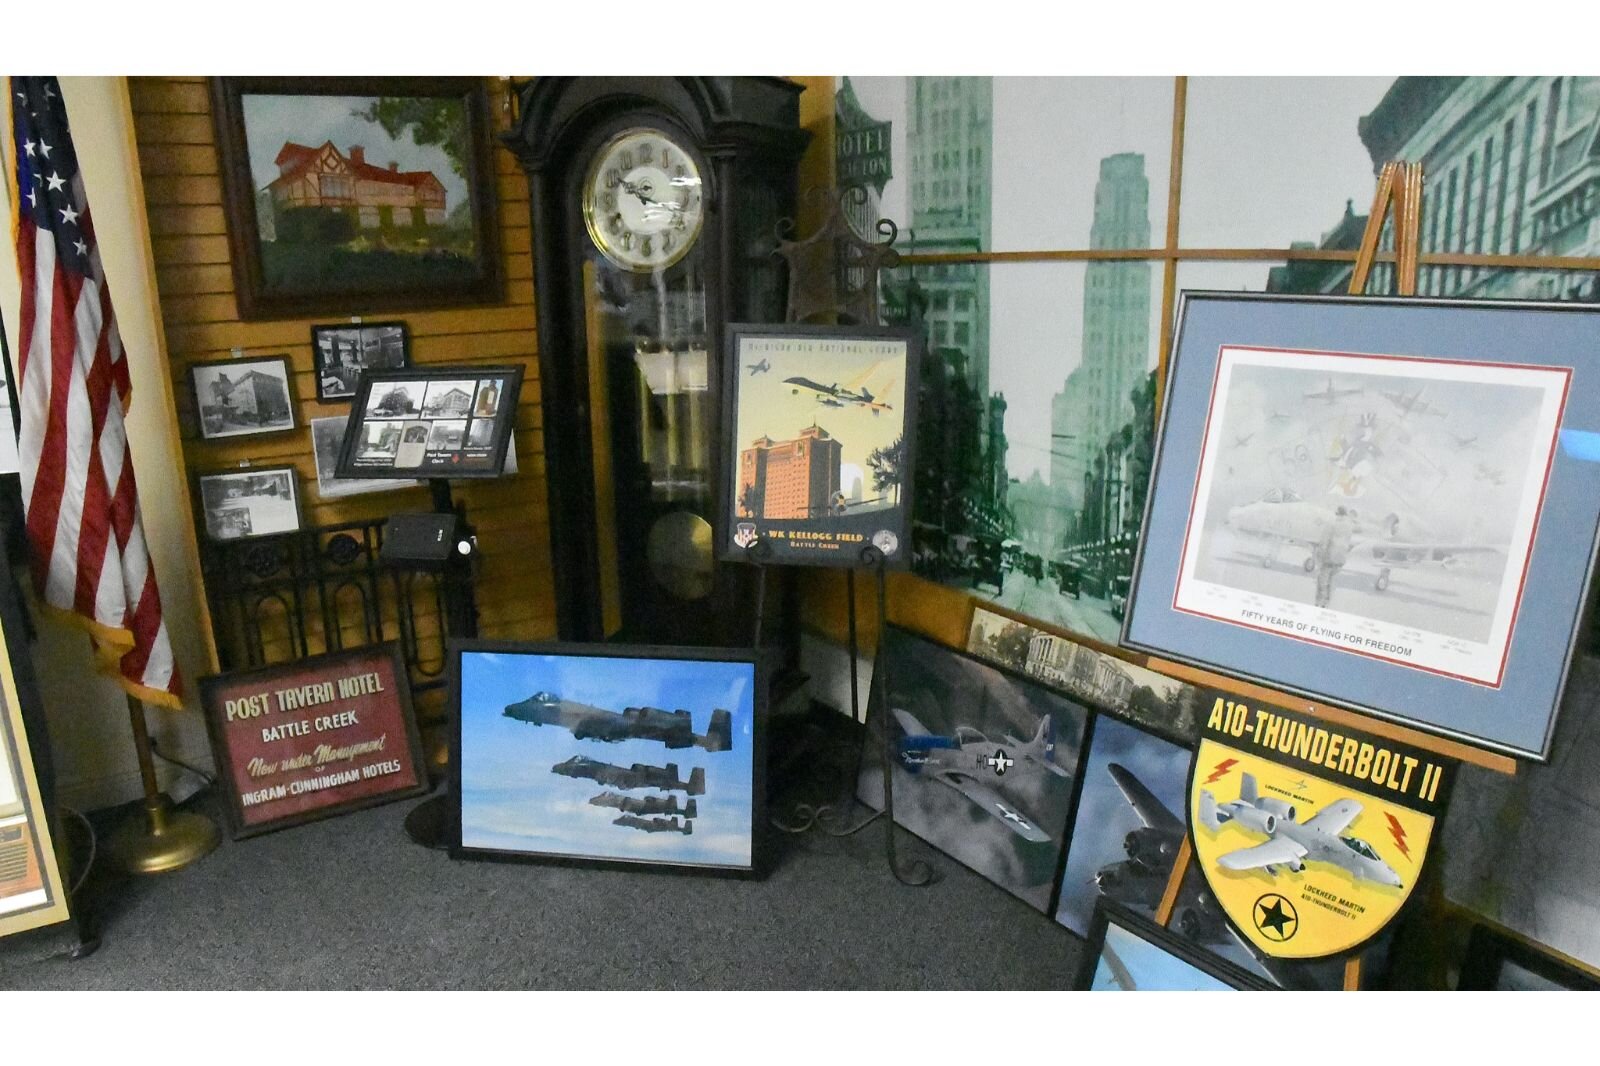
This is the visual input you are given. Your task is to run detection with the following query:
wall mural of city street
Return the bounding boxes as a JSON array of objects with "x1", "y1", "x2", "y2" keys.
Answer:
[{"x1": 838, "y1": 75, "x2": 1600, "y2": 648}]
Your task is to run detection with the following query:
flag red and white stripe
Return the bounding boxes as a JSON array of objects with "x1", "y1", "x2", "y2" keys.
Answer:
[{"x1": 10, "y1": 76, "x2": 181, "y2": 708}]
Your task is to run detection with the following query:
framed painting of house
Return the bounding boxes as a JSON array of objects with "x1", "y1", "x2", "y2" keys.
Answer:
[
  {"x1": 189, "y1": 355, "x2": 297, "y2": 441},
  {"x1": 211, "y1": 77, "x2": 503, "y2": 320}
]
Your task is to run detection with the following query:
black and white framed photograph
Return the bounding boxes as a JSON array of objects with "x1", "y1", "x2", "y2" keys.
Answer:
[
  {"x1": 197, "y1": 466, "x2": 303, "y2": 542},
  {"x1": 1076, "y1": 899, "x2": 1274, "y2": 991},
  {"x1": 720, "y1": 324, "x2": 919, "y2": 569},
  {"x1": 335, "y1": 365, "x2": 523, "y2": 480},
  {"x1": 1123, "y1": 292, "x2": 1600, "y2": 760},
  {"x1": 312, "y1": 321, "x2": 409, "y2": 402},
  {"x1": 189, "y1": 355, "x2": 297, "y2": 441},
  {"x1": 310, "y1": 416, "x2": 418, "y2": 500}
]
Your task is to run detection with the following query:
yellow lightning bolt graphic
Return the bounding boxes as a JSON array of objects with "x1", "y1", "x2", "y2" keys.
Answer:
[
  {"x1": 1203, "y1": 758, "x2": 1238, "y2": 785},
  {"x1": 1384, "y1": 811, "x2": 1412, "y2": 860}
]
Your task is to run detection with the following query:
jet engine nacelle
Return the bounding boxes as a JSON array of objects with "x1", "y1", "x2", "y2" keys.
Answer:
[
  {"x1": 1231, "y1": 807, "x2": 1276, "y2": 835},
  {"x1": 1256, "y1": 798, "x2": 1297, "y2": 822}
]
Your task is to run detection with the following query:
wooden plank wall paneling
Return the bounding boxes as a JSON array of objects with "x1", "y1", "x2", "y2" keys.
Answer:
[{"x1": 128, "y1": 76, "x2": 556, "y2": 725}]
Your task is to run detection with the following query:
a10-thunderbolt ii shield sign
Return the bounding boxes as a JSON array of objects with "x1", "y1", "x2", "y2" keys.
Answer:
[{"x1": 1188, "y1": 693, "x2": 1454, "y2": 959}]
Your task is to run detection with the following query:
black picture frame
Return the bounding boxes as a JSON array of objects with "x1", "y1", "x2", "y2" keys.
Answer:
[
  {"x1": 188, "y1": 354, "x2": 298, "y2": 441},
  {"x1": 448, "y1": 639, "x2": 767, "y2": 879},
  {"x1": 718, "y1": 322, "x2": 920, "y2": 569},
  {"x1": 1076, "y1": 899, "x2": 1275, "y2": 991},
  {"x1": 195, "y1": 465, "x2": 303, "y2": 543},
  {"x1": 1458, "y1": 923, "x2": 1600, "y2": 991},
  {"x1": 311, "y1": 321, "x2": 411, "y2": 403},
  {"x1": 1122, "y1": 291, "x2": 1600, "y2": 760},
  {"x1": 333, "y1": 364, "x2": 523, "y2": 481},
  {"x1": 198, "y1": 643, "x2": 429, "y2": 840},
  {"x1": 211, "y1": 76, "x2": 503, "y2": 321}
]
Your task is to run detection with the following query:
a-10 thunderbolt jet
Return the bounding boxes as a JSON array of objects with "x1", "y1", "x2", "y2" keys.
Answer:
[
  {"x1": 588, "y1": 791, "x2": 698, "y2": 819},
  {"x1": 1198, "y1": 772, "x2": 1403, "y2": 887},
  {"x1": 505, "y1": 691, "x2": 732, "y2": 752},
  {"x1": 614, "y1": 814, "x2": 693, "y2": 836},
  {"x1": 552, "y1": 755, "x2": 705, "y2": 796}
]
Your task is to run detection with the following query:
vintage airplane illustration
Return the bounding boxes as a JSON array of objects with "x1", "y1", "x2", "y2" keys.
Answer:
[
  {"x1": 1382, "y1": 386, "x2": 1447, "y2": 419},
  {"x1": 746, "y1": 358, "x2": 770, "y2": 375},
  {"x1": 505, "y1": 692, "x2": 732, "y2": 752},
  {"x1": 1089, "y1": 763, "x2": 1190, "y2": 912},
  {"x1": 614, "y1": 814, "x2": 693, "y2": 836},
  {"x1": 1232, "y1": 432, "x2": 1255, "y2": 448},
  {"x1": 783, "y1": 376, "x2": 894, "y2": 415},
  {"x1": 589, "y1": 791, "x2": 698, "y2": 819},
  {"x1": 552, "y1": 755, "x2": 705, "y2": 796},
  {"x1": 1303, "y1": 378, "x2": 1363, "y2": 404},
  {"x1": 1198, "y1": 771, "x2": 1403, "y2": 887},
  {"x1": 891, "y1": 705, "x2": 1068, "y2": 844},
  {"x1": 1223, "y1": 488, "x2": 1501, "y2": 591}
]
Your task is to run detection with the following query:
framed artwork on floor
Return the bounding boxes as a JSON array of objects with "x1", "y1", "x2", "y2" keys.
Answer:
[
  {"x1": 1076, "y1": 899, "x2": 1274, "y2": 991},
  {"x1": 210, "y1": 76, "x2": 502, "y2": 320},
  {"x1": 1123, "y1": 291, "x2": 1600, "y2": 760},
  {"x1": 451, "y1": 641, "x2": 764, "y2": 877}
]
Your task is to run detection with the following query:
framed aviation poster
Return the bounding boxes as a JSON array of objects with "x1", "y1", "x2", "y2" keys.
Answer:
[
  {"x1": 0, "y1": 609, "x2": 70, "y2": 939},
  {"x1": 719, "y1": 324, "x2": 919, "y2": 568},
  {"x1": 334, "y1": 364, "x2": 523, "y2": 480},
  {"x1": 1123, "y1": 292, "x2": 1600, "y2": 759}
]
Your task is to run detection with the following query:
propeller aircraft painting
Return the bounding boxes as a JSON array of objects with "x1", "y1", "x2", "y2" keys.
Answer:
[{"x1": 856, "y1": 626, "x2": 1088, "y2": 912}]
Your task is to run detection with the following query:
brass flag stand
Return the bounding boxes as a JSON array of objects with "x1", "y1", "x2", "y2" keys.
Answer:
[{"x1": 104, "y1": 694, "x2": 219, "y2": 875}]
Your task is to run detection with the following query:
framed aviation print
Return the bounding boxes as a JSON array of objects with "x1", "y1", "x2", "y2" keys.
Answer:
[
  {"x1": 719, "y1": 324, "x2": 919, "y2": 569},
  {"x1": 1122, "y1": 292, "x2": 1600, "y2": 760}
]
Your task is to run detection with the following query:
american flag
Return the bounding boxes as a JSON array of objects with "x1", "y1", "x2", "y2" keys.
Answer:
[{"x1": 9, "y1": 76, "x2": 181, "y2": 708}]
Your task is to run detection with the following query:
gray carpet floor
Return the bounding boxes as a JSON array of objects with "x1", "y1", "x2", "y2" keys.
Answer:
[{"x1": 0, "y1": 791, "x2": 1085, "y2": 990}]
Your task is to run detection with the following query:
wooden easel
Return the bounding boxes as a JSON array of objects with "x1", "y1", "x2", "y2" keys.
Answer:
[{"x1": 1153, "y1": 161, "x2": 1429, "y2": 993}]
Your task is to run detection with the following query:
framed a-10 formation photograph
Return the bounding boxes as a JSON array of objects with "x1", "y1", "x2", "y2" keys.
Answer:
[
  {"x1": 1122, "y1": 292, "x2": 1600, "y2": 760},
  {"x1": 450, "y1": 641, "x2": 764, "y2": 877},
  {"x1": 334, "y1": 365, "x2": 523, "y2": 480},
  {"x1": 719, "y1": 324, "x2": 919, "y2": 569}
]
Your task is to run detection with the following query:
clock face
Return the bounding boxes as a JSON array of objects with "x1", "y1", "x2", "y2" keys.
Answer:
[{"x1": 582, "y1": 128, "x2": 705, "y2": 273}]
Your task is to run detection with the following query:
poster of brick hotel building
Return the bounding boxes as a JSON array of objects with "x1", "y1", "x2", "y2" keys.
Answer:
[{"x1": 721, "y1": 326, "x2": 920, "y2": 568}]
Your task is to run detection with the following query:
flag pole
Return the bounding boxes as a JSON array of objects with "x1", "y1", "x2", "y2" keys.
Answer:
[{"x1": 104, "y1": 694, "x2": 218, "y2": 874}]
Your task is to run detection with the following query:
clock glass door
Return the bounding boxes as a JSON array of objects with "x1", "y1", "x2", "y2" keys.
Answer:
[{"x1": 579, "y1": 190, "x2": 719, "y2": 644}]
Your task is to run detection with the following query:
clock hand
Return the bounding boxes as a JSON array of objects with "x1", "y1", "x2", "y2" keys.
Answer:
[{"x1": 622, "y1": 179, "x2": 659, "y2": 206}]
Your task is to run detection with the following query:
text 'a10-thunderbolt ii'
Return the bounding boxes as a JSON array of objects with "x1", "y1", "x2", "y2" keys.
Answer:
[
  {"x1": 504, "y1": 692, "x2": 732, "y2": 751},
  {"x1": 892, "y1": 705, "x2": 1069, "y2": 843}
]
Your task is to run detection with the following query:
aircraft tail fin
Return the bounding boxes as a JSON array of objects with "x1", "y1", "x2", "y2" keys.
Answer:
[
  {"x1": 684, "y1": 798, "x2": 698, "y2": 819},
  {"x1": 1198, "y1": 789, "x2": 1223, "y2": 832},
  {"x1": 683, "y1": 818, "x2": 693, "y2": 836},
  {"x1": 687, "y1": 767, "x2": 706, "y2": 797},
  {"x1": 703, "y1": 709, "x2": 733, "y2": 752},
  {"x1": 1030, "y1": 714, "x2": 1056, "y2": 761},
  {"x1": 1239, "y1": 772, "x2": 1258, "y2": 805}
]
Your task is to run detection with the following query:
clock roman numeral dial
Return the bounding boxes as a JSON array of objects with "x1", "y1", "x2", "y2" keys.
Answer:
[{"x1": 585, "y1": 127, "x2": 705, "y2": 272}]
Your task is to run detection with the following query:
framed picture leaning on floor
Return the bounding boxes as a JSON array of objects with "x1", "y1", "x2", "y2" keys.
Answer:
[{"x1": 1122, "y1": 291, "x2": 1600, "y2": 760}]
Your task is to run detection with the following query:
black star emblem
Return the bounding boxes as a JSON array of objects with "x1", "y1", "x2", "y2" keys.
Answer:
[{"x1": 1253, "y1": 893, "x2": 1298, "y2": 942}]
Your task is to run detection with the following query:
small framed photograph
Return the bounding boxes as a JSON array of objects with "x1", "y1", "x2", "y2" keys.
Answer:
[
  {"x1": 719, "y1": 323, "x2": 920, "y2": 569},
  {"x1": 1124, "y1": 291, "x2": 1600, "y2": 760},
  {"x1": 335, "y1": 365, "x2": 523, "y2": 480},
  {"x1": 450, "y1": 640, "x2": 765, "y2": 877},
  {"x1": 199, "y1": 644, "x2": 429, "y2": 839},
  {"x1": 197, "y1": 466, "x2": 302, "y2": 542},
  {"x1": 1077, "y1": 899, "x2": 1274, "y2": 991},
  {"x1": 312, "y1": 321, "x2": 410, "y2": 402},
  {"x1": 189, "y1": 355, "x2": 296, "y2": 440}
]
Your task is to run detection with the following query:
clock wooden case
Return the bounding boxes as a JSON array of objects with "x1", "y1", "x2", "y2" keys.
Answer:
[{"x1": 503, "y1": 78, "x2": 810, "y2": 646}]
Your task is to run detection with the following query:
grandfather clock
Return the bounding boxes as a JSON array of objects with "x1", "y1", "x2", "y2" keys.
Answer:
[{"x1": 504, "y1": 78, "x2": 810, "y2": 645}]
